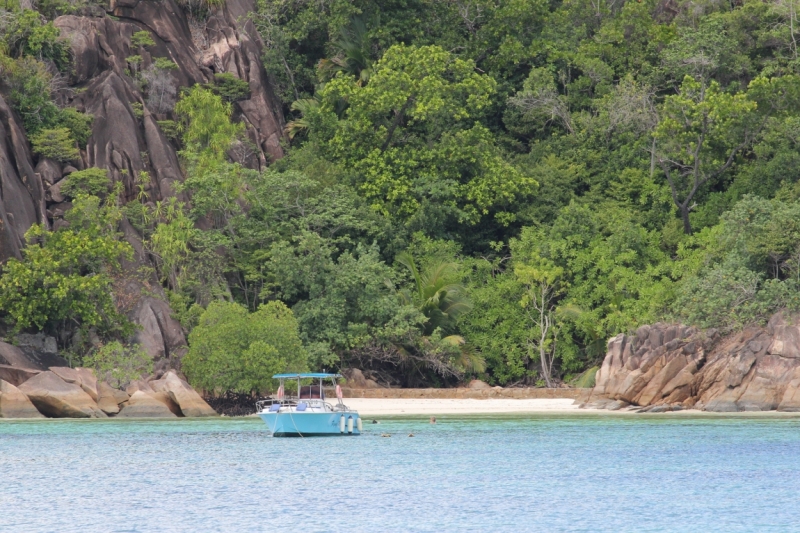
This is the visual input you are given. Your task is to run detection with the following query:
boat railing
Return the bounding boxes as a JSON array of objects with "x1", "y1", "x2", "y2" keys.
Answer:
[{"x1": 256, "y1": 397, "x2": 353, "y2": 413}]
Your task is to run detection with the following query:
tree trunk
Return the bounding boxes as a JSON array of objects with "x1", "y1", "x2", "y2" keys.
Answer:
[
  {"x1": 680, "y1": 204, "x2": 693, "y2": 235},
  {"x1": 541, "y1": 353, "x2": 553, "y2": 388},
  {"x1": 650, "y1": 138, "x2": 656, "y2": 178}
]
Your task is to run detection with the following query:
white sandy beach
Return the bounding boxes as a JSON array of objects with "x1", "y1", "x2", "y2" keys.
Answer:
[
  {"x1": 341, "y1": 397, "x2": 583, "y2": 415},
  {"x1": 336, "y1": 398, "x2": 800, "y2": 417}
]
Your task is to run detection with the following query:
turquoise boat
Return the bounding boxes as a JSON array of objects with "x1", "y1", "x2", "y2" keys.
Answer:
[{"x1": 257, "y1": 373, "x2": 362, "y2": 437}]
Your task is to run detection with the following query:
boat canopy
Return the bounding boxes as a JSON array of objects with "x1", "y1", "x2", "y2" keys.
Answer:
[{"x1": 272, "y1": 373, "x2": 342, "y2": 379}]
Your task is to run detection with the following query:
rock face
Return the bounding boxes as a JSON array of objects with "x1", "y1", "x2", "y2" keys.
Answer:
[
  {"x1": 16, "y1": 333, "x2": 58, "y2": 354},
  {"x1": 117, "y1": 390, "x2": 178, "y2": 418},
  {"x1": 126, "y1": 379, "x2": 155, "y2": 396},
  {"x1": 0, "y1": 379, "x2": 44, "y2": 418},
  {"x1": 202, "y1": 0, "x2": 285, "y2": 162},
  {"x1": 0, "y1": 0, "x2": 289, "y2": 370},
  {"x1": 0, "y1": 365, "x2": 40, "y2": 387},
  {"x1": 0, "y1": 93, "x2": 46, "y2": 263},
  {"x1": 132, "y1": 296, "x2": 188, "y2": 375},
  {"x1": 342, "y1": 368, "x2": 379, "y2": 389},
  {"x1": 150, "y1": 370, "x2": 216, "y2": 417},
  {"x1": 0, "y1": 341, "x2": 69, "y2": 371},
  {"x1": 0, "y1": 338, "x2": 214, "y2": 417},
  {"x1": 589, "y1": 313, "x2": 800, "y2": 412},
  {"x1": 115, "y1": 218, "x2": 188, "y2": 371},
  {"x1": 18, "y1": 371, "x2": 106, "y2": 418},
  {"x1": 96, "y1": 381, "x2": 131, "y2": 415},
  {"x1": 55, "y1": 0, "x2": 284, "y2": 194},
  {"x1": 49, "y1": 366, "x2": 99, "y2": 401}
]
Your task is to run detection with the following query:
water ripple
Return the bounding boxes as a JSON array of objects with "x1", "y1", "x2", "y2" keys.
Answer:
[{"x1": 2, "y1": 416, "x2": 800, "y2": 532}]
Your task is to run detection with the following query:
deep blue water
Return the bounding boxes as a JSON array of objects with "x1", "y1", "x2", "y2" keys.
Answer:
[{"x1": 2, "y1": 415, "x2": 800, "y2": 532}]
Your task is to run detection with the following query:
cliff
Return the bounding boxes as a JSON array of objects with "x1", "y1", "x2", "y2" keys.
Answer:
[
  {"x1": 0, "y1": 0, "x2": 286, "y2": 374},
  {"x1": 587, "y1": 313, "x2": 800, "y2": 412}
]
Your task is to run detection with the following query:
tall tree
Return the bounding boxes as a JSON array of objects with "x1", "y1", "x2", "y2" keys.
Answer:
[{"x1": 654, "y1": 75, "x2": 796, "y2": 234}]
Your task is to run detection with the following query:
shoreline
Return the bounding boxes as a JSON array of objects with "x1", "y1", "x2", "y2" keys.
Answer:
[
  {"x1": 5, "y1": 397, "x2": 800, "y2": 419},
  {"x1": 338, "y1": 398, "x2": 800, "y2": 417}
]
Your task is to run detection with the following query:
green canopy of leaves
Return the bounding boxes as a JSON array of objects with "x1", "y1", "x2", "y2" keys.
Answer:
[{"x1": 183, "y1": 300, "x2": 308, "y2": 393}]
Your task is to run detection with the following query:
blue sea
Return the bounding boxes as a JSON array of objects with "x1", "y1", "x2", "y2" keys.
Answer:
[{"x1": 2, "y1": 415, "x2": 800, "y2": 532}]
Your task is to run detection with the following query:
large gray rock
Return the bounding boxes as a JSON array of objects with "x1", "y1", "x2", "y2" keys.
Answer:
[
  {"x1": 0, "y1": 379, "x2": 44, "y2": 418},
  {"x1": 18, "y1": 371, "x2": 106, "y2": 418},
  {"x1": 16, "y1": 333, "x2": 58, "y2": 354},
  {"x1": 49, "y1": 366, "x2": 98, "y2": 401},
  {"x1": 96, "y1": 382, "x2": 130, "y2": 415},
  {"x1": 0, "y1": 341, "x2": 69, "y2": 371},
  {"x1": 589, "y1": 315, "x2": 800, "y2": 413},
  {"x1": 40, "y1": 0, "x2": 287, "y2": 379},
  {"x1": 0, "y1": 0, "x2": 289, "y2": 372},
  {"x1": 132, "y1": 297, "x2": 187, "y2": 368},
  {"x1": 0, "y1": 365, "x2": 40, "y2": 387},
  {"x1": 201, "y1": 0, "x2": 285, "y2": 163},
  {"x1": 343, "y1": 368, "x2": 368, "y2": 389},
  {"x1": 126, "y1": 379, "x2": 155, "y2": 396},
  {"x1": 778, "y1": 369, "x2": 800, "y2": 411},
  {"x1": 35, "y1": 158, "x2": 61, "y2": 186},
  {"x1": 0, "y1": 93, "x2": 46, "y2": 262},
  {"x1": 46, "y1": 180, "x2": 66, "y2": 203},
  {"x1": 150, "y1": 371, "x2": 215, "y2": 417},
  {"x1": 116, "y1": 391, "x2": 178, "y2": 418},
  {"x1": 768, "y1": 313, "x2": 800, "y2": 358}
]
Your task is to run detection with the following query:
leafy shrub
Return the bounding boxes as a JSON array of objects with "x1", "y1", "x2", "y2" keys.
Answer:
[
  {"x1": 157, "y1": 119, "x2": 181, "y2": 142},
  {"x1": 1, "y1": 56, "x2": 92, "y2": 141},
  {"x1": 674, "y1": 264, "x2": 800, "y2": 331},
  {"x1": 4, "y1": 10, "x2": 71, "y2": 71},
  {"x1": 0, "y1": 193, "x2": 132, "y2": 335},
  {"x1": 83, "y1": 341, "x2": 153, "y2": 389},
  {"x1": 672, "y1": 196, "x2": 800, "y2": 330},
  {"x1": 212, "y1": 73, "x2": 251, "y2": 102},
  {"x1": 35, "y1": 0, "x2": 78, "y2": 20},
  {"x1": 166, "y1": 289, "x2": 204, "y2": 333},
  {"x1": 130, "y1": 101, "x2": 144, "y2": 119},
  {"x1": 174, "y1": 86, "x2": 244, "y2": 157},
  {"x1": 61, "y1": 168, "x2": 109, "y2": 198},
  {"x1": 126, "y1": 54, "x2": 143, "y2": 76},
  {"x1": 183, "y1": 300, "x2": 308, "y2": 394},
  {"x1": 130, "y1": 30, "x2": 155, "y2": 48},
  {"x1": 56, "y1": 107, "x2": 93, "y2": 146},
  {"x1": 152, "y1": 57, "x2": 177, "y2": 70},
  {"x1": 1, "y1": 56, "x2": 60, "y2": 134},
  {"x1": 30, "y1": 127, "x2": 79, "y2": 162}
]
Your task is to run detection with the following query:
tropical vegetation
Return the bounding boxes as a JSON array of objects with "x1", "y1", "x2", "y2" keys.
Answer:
[{"x1": 4, "y1": 0, "x2": 800, "y2": 390}]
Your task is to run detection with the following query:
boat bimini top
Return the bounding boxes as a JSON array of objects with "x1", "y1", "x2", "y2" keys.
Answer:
[{"x1": 257, "y1": 373, "x2": 349, "y2": 409}]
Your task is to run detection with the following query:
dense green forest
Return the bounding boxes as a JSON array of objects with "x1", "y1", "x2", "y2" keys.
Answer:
[{"x1": 2, "y1": 0, "x2": 800, "y2": 390}]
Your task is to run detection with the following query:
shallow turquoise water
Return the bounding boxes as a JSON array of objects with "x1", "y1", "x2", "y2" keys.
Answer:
[{"x1": 3, "y1": 415, "x2": 800, "y2": 532}]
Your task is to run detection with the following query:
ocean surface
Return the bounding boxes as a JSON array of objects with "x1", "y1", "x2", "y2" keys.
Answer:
[{"x1": 2, "y1": 414, "x2": 800, "y2": 532}]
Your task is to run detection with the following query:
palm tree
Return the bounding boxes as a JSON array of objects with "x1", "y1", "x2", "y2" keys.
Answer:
[
  {"x1": 284, "y1": 98, "x2": 319, "y2": 139},
  {"x1": 317, "y1": 15, "x2": 373, "y2": 84},
  {"x1": 395, "y1": 253, "x2": 485, "y2": 374},
  {"x1": 396, "y1": 252, "x2": 471, "y2": 335}
]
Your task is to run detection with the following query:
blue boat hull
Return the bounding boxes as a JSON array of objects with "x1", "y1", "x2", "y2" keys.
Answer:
[{"x1": 258, "y1": 412, "x2": 361, "y2": 437}]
